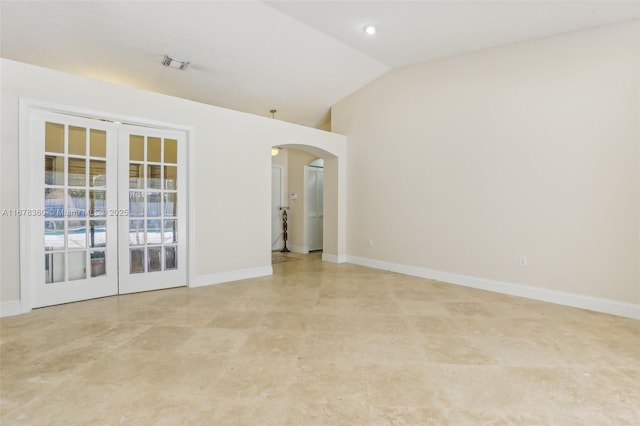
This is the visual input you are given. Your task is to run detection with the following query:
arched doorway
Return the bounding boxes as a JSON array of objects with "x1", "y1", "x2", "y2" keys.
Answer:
[{"x1": 270, "y1": 143, "x2": 344, "y2": 264}]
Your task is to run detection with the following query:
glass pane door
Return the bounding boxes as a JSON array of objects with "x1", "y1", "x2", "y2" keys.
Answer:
[
  {"x1": 28, "y1": 111, "x2": 187, "y2": 307},
  {"x1": 118, "y1": 126, "x2": 186, "y2": 294},
  {"x1": 32, "y1": 111, "x2": 118, "y2": 308}
]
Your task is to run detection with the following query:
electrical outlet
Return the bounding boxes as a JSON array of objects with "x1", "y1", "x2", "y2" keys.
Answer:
[
  {"x1": 519, "y1": 256, "x2": 528, "y2": 266},
  {"x1": 368, "y1": 238, "x2": 374, "y2": 247}
]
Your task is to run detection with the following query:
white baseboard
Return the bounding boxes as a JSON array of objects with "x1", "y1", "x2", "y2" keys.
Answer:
[
  {"x1": 287, "y1": 244, "x2": 309, "y2": 254},
  {"x1": 0, "y1": 300, "x2": 25, "y2": 318},
  {"x1": 190, "y1": 266, "x2": 273, "y2": 288},
  {"x1": 346, "y1": 255, "x2": 640, "y2": 320},
  {"x1": 322, "y1": 253, "x2": 348, "y2": 264}
]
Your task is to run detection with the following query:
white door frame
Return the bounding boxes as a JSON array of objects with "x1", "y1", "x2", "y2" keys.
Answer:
[
  {"x1": 271, "y1": 165, "x2": 285, "y2": 250},
  {"x1": 19, "y1": 99, "x2": 196, "y2": 313},
  {"x1": 304, "y1": 165, "x2": 324, "y2": 252}
]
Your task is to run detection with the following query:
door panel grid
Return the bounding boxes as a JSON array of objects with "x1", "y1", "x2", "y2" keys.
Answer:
[
  {"x1": 127, "y1": 135, "x2": 179, "y2": 274},
  {"x1": 44, "y1": 122, "x2": 109, "y2": 283}
]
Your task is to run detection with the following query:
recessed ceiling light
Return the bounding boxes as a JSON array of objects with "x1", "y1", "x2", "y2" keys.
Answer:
[
  {"x1": 162, "y1": 55, "x2": 190, "y2": 71},
  {"x1": 363, "y1": 24, "x2": 377, "y2": 35}
]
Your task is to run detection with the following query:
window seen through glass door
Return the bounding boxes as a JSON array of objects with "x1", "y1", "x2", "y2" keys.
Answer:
[
  {"x1": 128, "y1": 135, "x2": 178, "y2": 274},
  {"x1": 44, "y1": 122, "x2": 107, "y2": 283}
]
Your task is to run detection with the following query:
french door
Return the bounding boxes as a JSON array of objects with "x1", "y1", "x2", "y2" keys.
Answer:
[
  {"x1": 29, "y1": 110, "x2": 187, "y2": 308},
  {"x1": 117, "y1": 125, "x2": 186, "y2": 294}
]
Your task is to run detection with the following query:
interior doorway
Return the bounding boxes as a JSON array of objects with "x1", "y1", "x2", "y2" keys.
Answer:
[
  {"x1": 270, "y1": 148, "x2": 326, "y2": 255},
  {"x1": 305, "y1": 160, "x2": 324, "y2": 252},
  {"x1": 268, "y1": 143, "x2": 343, "y2": 264},
  {"x1": 271, "y1": 165, "x2": 285, "y2": 251}
]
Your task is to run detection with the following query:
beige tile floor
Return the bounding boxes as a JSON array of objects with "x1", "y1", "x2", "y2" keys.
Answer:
[{"x1": 1, "y1": 253, "x2": 638, "y2": 425}]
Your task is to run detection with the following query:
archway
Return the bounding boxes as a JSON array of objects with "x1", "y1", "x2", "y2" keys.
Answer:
[{"x1": 270, "y1": 143, "x2": 345, "y2": 264}]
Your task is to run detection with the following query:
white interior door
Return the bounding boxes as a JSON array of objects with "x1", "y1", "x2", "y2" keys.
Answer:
[
  {"x1": 30, "y1": 111, "x2": 118, "y2": 308},
  {"x1": 305, "y1": 166, "x2": 324, "y2": 252},
  {"x1": 272, "y1": 165, "x2": 284, "y2": 250},
  {"x1": 27, "y1": 111, "x2": 188, "y2": 307},
  {"x1": 117, "y1": 125, "x2": 187, "y2": 294}
]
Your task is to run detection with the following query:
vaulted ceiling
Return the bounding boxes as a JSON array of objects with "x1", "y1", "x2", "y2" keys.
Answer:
[{"x1": 1, "y1": 1, "x2": 637, "y2": 129}]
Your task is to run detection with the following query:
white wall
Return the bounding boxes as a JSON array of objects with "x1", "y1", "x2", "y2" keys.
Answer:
[
  {"x1": 333, "y1": 21, "x2": 639, "y2": 313},
  {"x1": 0, "y1": 59, "x2": 347, "y2": 312}
]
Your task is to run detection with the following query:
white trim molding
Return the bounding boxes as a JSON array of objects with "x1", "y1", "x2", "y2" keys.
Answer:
[
  {"x1": 322, "y1": 253, "x2": 348, "y2": 264},
  {"x1": 346, "y1": 255, "x2": 640, "y2": 320},
  {"x1": 287, "y1": 244, "x2": 309, "y2": 254},
  {"x1": 190, "y1": 266, "x2": 273, "y2": 288},
  {"x1": 0, "y1": 301, "x2": 25, "y2": 318}
]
